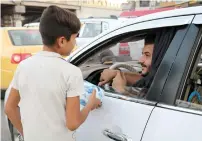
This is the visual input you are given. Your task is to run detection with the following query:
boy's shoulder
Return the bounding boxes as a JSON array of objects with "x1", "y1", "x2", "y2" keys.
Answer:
[
  {"x1": 17, "y1": 56, "x2": 33, "y2": 67},
  {"x1": 62, "y1": 60, "x2": 82, "y2": 74}
]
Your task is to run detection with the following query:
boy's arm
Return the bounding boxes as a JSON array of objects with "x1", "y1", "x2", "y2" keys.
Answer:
[
  {"x1": 65, "y1": 69, "x2": 100, "y2": 131},
  {"x1": 66, "y1": 96, "x2": 93, "y2": 131},
  {"x1": 5, "y1": 65, "x2": 23, "y2": 135},
  {"x1": 5, "y1": 88, "x2": 23, "y2": 136}
]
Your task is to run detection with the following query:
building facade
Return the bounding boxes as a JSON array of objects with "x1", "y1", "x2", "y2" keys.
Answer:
[
  {"x1": 122, "y1": 0, "x2": 201, "y2": 11},
  {"x1": 1, "y1": 0, "x2": 122, "y2": 27}
]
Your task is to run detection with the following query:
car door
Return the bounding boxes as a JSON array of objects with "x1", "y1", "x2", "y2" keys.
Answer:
[
  {"x1": 71, "y1": 15, "x2": 195, "y2": 141},
  {"x1": 141, "y1": 14, "x2": 202, "y2": 141}
]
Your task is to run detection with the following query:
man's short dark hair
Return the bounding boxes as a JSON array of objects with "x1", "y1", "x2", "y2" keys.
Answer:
[
  {"x1": 39, "y1": 5, "x2": 81, "y2": 46},
  {"x1": 145, "y1": 35, "x2": 155, "y2": 45}
]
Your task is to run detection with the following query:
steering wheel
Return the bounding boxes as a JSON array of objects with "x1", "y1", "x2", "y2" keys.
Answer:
[{"x1": 104, "y1": 63, "x2": 139, "y2": 90}]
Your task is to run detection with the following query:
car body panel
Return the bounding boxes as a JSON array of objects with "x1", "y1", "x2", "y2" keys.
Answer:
[
  {"x1": 193, "y1": 14, "x2": 202, "y2": 24},
  {"x1": 141, "y1": 106, "x2": 202, "y2": 141},
  {"x1": 76, "y1": 94, "x2": 155, "y2": 141},
  {"x1": 122, "y1": 6, "x2": 202, "y2": 27}
]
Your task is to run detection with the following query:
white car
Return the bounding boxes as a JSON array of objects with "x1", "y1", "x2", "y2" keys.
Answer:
[
  {"x1": 76, "y1": 17, "x2": 122, "y2": 47},
  {"x1": 23, "y1": 22, "x2": 39, "y2": 27},
  {"x1": 6, "y1": 6, "x2": 202, "y2": 141}
]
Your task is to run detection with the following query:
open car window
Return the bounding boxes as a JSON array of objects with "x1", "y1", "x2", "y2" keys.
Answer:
[
  {"x1": 82, "y1": 39, "x2": 144, "y2": 68},
  {"x1": 80, "y1": 36, "x2": 145, "y2": 95},
  {"x1": 78, "y1": 26, "x2": 178, "y2": 101}
]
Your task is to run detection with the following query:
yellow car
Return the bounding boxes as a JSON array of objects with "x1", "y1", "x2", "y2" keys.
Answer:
[{"x1": 0, "y1": 27, "x2": 77, "y2": 98}]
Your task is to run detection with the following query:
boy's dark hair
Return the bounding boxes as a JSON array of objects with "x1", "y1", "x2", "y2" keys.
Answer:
[
  {"x1": 145, "y1": 35, "x2": 155, "y2": 45},
  {"x1": 39, "y1": 5, "x2": 81, "y2": 46}
]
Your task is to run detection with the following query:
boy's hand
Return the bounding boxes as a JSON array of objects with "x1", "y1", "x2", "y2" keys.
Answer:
[{"x1": 87, "y1": 89, "x2": 102, "y2": 110}]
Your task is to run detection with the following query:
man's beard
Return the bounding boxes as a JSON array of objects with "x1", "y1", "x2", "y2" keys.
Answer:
[
  {"x1": 140, "y1": 63, "x2": 150, "y2": 77},
  {"x1": 141, "y1": 72, "x2": 149, "y2": 77}
]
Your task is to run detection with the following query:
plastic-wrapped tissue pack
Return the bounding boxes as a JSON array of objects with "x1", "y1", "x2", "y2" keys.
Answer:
[{"x1": 80, "y1": 80, "x2": 104, "y2": 107}]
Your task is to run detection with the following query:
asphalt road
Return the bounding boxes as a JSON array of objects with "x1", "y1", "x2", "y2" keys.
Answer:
[{"x1": 1, "y1": 99, "x2": 12, "y2": 141}]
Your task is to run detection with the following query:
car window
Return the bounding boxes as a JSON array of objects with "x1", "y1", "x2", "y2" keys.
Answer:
[
  {"x1": 80, "y1": 38, "x2": 144, "y2": 97},
  {"x1": 79, "y1": 26, "x2": 177, "y2": 99},
  {"x1": 80, "y1": 23, "x2": 102, "y2": 38},
  {"x1": 82, "y1": 39, "x2": 144, "y2": 66},
  {"x1": 8, "y1": 30, "x2": 42, "y2": 46},
  {"x1": 177, "y1": 44, "x2": 202, "y2": 111}
]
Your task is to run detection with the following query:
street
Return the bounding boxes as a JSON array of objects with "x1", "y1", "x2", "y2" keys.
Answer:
[{"x1": 1, "y1": 99, "x2": 12, "y2": 141}]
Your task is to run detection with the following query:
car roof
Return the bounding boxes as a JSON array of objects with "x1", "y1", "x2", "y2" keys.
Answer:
[
  {"x1": 67, "y1": 6, "x2": 202, "y2": 61},
  {"x1": 120, "y1": 7, "x2": 177, "y2": 17},
  {"x1": 122, "y1": 6, "x2": 202, "y2": 27}
]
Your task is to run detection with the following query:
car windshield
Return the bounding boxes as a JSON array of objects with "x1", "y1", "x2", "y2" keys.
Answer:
[
  {"x1": 9, "y1": 30, "x2": 43, "y2": 46},
  {"x1": 80, "y1": 23, "x2": 102, "y2": 38}
]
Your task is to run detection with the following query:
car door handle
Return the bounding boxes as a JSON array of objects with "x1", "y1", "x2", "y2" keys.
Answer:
[{"x1": 103, "y1": 129, "x2": 131, "y2": 141}]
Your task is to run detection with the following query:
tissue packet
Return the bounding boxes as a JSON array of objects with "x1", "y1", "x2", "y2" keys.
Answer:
[{"x1": 80, "y1": 80, "x2": 104, "y2": 107}]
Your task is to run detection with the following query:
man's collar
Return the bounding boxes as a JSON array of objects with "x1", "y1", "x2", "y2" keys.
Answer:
[{"x1": 36, "y1": 51, "x2": 62, "y2": 58}]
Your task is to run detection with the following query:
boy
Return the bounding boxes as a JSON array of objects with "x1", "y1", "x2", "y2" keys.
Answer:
[{"x1": 5, "y1": 5, "x2": 101, "y2": 141}]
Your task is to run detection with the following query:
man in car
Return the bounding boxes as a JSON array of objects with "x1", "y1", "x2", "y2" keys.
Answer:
[{"x1": 98, "y1": 36, "x2": 155, "y2": 96}]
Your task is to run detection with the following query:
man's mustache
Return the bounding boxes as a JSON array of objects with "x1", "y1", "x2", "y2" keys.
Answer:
[{"x1": 139, "y1": 62, "x2": 147, "y2": 68}]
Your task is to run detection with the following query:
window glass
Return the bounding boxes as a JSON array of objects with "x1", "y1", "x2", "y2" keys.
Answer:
[
  {"x1": 177, "y1": 48, "x2": 202, "y2": 111},
  {"x1": 9, "y1": 30, "x2": 42, "y2": 46},
  {"x1": 80, "y1": 23, "x2": 102, "y2": 38},
  {"x1": 81, "y1": 39, "x2": 144, "y2": 67},
  {"x1": 140, "y1": 0, "x2": 150, "y2": 7}
]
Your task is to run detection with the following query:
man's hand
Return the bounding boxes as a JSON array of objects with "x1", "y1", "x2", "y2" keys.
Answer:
[
  {"x1": 112, "y1": 71, "x2": 127, "y2": 94},
  {"x1": 98, "y1": 69, "x2": 118, "y2": 86},
  {"x1": 87, "y1": 89, "x2": 102, "y2": 110}
]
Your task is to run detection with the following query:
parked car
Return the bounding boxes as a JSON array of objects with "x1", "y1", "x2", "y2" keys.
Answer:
[
  {"x1": 5, "y1": 6, "x2": 202, "y2": 141},
  {"x1": 0, "y1": 27, "x2": 43, "y2": 99},
  {"x1": 76, "y1": 17, "x2": 122, "y2": 47},
  {"x1": 0, "y1": 27, "x2": 77, "y2": 99},
  {"x1": 23, "y1": 22, "x2": 39, "y2": 27}
]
